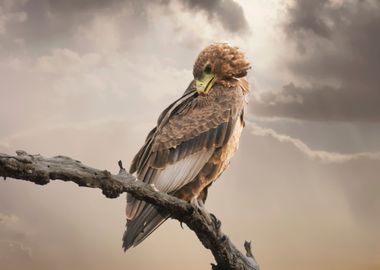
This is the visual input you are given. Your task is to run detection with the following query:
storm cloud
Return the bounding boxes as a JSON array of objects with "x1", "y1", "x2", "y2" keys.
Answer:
[
  {"x1": 47, "y1": 0, "x2": 249, "y2": 33},
  {"x1": 0, "y1": 0, "x2": 248, "y2": 50},
  {"x1": 250, "y1": 0, "x2": 380, "y2": 122},
  {"x1": 179, "y1": 0, "x2": 249, "y2": 32}
]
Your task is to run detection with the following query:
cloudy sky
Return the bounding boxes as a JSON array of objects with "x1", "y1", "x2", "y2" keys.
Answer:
[{"x1": 0, "y1": 0, "x2": 379, "y2": 269}]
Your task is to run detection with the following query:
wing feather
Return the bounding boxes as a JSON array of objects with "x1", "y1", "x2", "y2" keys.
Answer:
[
  {"x1": 126, "y1": 149, "x2": 213, "y2": 220},
  {"x1": 155, "y1": 149, "x2": 213, "y2": 192}
]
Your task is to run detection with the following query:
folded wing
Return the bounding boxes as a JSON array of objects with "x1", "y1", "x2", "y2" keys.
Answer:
[{"x1": 123, "y1": 82, "x2": 245, "y2": 250}]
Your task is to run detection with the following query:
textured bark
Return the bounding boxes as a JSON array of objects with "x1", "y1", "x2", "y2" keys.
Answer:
[{"x1": 0, "y1": 151, "x2": 259, "y2": 270}]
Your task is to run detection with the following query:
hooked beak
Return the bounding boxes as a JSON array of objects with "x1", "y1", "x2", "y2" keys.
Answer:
[{"x1": 195, "y1": 73, "x2": 216, "y2": 94}]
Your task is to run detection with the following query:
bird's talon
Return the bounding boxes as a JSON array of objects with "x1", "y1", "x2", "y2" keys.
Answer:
[
  {"x1": 210, "y1": 213, "x2": 217, "y2": 222},
  {"x1": 210, "y1": 214, "x2": 220, "y2": 228},
  {"x1": 215, "y1": 219, "x2": 221, "y2": 229}
]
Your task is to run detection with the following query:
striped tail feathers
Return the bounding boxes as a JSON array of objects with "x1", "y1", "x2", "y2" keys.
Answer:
[
  {"x1": 123, "y1": 204, "x2": 169, "y2": 251},
  {"x1": 126, "y1": 193, "x2": 145, "y2": 220}
]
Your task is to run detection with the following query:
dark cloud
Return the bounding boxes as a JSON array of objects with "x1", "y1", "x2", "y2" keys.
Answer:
[
  {"x1": 251, "y1": 0, "x2": 380, "y2": 122},
  {"x1": 1, "y1": 0, "x2": 143, "y2": 53},
  {"x1": 251, "y1": 82, "x2": 380, "y2": 122},
  {"x1": 44, "y1": 0, "x2": 126, "y2": 13},
  {"x1": 45, "y1": 0, "x2": 249, "y2": 33},
  {"x1": 0, "y1": 0, "x2": 248, "y2": 52},
  {"x1": 181, "y1": 0, "x2": 249, "y2": 32},
  {"x1": 285, "y1": 0, "x2": 331, "y2": 38}
]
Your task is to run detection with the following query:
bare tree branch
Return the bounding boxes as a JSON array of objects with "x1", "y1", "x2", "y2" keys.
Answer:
[{"x1": 0, "y1": 151, "x2": 259, "y2": 270}]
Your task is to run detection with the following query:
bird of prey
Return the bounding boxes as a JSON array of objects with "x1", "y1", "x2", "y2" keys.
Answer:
[{"x1": 123, "y1": 43, "x2": 251, "y2": 250}]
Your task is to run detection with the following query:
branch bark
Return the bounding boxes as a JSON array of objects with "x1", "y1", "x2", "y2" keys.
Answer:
[{"x1": 0, "y1": 151, "x2": 259, "y2": 270}]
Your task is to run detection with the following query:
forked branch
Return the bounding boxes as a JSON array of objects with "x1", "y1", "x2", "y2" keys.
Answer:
[{"x1": 0, "y1": 151, "x2": 259, "y2": 270}]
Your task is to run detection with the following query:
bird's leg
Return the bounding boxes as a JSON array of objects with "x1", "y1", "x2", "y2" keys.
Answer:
[
  {"x1": 198, "y1": 200, "x2": 214, "y2": 225},
  {"x1": 179, "y1": 198, "x2": 205, "y2": 229},
  {"x1": 190, "y1": 198, "x2": 212, "y2": 224}
]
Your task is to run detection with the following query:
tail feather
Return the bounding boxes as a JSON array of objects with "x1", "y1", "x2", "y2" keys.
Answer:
[
  {"x1": 122, "y1": 204, "x2": 169, "y2": 251},
  {"x1": 126, "y1": 194, "x2": 145, "y2": 220}
]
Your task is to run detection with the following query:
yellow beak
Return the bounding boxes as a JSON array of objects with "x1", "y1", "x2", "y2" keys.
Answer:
[{"x1": 196, "y1": 73, "x2": 216, "y2": 94}]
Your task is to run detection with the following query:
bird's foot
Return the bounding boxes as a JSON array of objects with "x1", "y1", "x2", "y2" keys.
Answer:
[{"x1": 190, "y1": 198, "x2": 213, "y2": 224}]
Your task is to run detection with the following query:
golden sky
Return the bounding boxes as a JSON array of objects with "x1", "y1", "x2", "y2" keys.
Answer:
[{"x1": 0, "y1": 0, "x2": 379, "y2": 269}]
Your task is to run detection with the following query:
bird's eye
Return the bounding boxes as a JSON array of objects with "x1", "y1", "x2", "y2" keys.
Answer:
[{"x1": 204, "y1": 65, "x2": 212, "y2": 74}]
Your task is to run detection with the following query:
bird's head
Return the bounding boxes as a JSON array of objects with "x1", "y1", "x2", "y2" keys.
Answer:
[{"x1": 193, "y1": 43, "x2": 251, "y2": 95}]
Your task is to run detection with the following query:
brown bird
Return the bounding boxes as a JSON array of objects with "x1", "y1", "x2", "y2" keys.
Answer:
[{"x1": 123, "y1": 43, "x2": 251, "y2": 250}]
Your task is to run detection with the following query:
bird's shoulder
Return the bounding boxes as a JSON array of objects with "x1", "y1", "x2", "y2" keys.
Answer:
[{"x1": 153, "y1": 82, "x2": 246, "y2": 151}]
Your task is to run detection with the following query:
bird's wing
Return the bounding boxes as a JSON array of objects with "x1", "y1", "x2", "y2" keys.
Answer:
[{"x1": 123, "y1": 81, "x2": 246, "y2": 250}]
